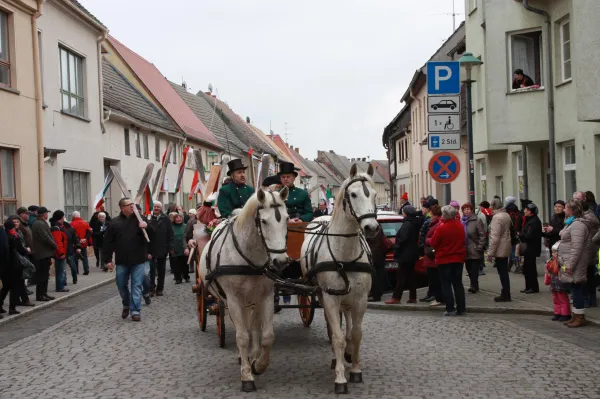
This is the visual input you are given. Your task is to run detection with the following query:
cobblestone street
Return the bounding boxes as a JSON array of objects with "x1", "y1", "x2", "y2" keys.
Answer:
[{"x1": 2, "y1": 276, "x2": 600, "y2": 399}]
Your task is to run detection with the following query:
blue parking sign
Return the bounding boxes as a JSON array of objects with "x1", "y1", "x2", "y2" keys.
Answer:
[{"x1": 427, "y1": 61, "x2": 460, "y2": 95}]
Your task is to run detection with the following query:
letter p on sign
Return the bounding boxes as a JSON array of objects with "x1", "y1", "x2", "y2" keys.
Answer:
[{"x1": 427, "y1": 61, "x2": 460, "y2": 95}]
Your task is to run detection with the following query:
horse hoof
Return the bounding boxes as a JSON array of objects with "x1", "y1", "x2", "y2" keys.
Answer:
[
  {"x1": 251, "y1": 360, "x2": 263, "y2": 376},
  {"x1": 241, "y1": 381, "x2": 256, "y2": 392},
  {"x1": 330, "y1": 359, "x2": 336, "y2": 369},
  {"x1": 334, "y1": 383, "x2": 348, "y2": 394},
  {"x1": 344, "y1": 353, "x2": 352, "y2": 363},
  {"x1": 349, "y1": 372, "x2": 363, "y2": 383}
]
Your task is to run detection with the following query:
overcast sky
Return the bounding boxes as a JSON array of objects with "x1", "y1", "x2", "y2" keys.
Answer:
[{"x1": 80, "y1": 0, "x2": 465, "y2": 161}]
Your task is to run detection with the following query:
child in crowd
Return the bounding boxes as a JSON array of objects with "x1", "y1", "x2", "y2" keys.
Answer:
[{"x1": 545, "y1": 242, "x2": 571, "y2": 321}]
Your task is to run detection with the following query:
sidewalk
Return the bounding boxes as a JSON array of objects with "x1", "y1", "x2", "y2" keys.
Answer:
[
  {"x1": 0, "y1": 257, "x2": 115, "y2": 325},
  {"x1": 370, "y1": 259, "x2": 600, "y2": 325}
]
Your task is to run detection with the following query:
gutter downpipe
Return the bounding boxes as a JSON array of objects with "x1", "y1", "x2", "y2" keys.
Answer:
[
  {"x1": 410, "y1": 90, "x2": 422, "y2": 206},
  {"x1": 522, "y1": 0, "x2": 556, "y2": 216},
  {"x1": 97, "y1": 32, "x2": 108, "y2": 133},
  {"x1": 32, "y1": 0, "x2": 44, "y2": 205}
]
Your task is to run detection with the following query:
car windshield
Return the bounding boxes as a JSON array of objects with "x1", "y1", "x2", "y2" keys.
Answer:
[{"x1": 380, "y1": 221, "x2": 402, "y2": 238}]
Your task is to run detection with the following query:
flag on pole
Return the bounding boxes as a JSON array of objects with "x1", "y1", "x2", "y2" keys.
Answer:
[
  {"x1": 319, "y1": 185, "x2": 333, "y2": 201},
  {"x1": 144, "y1": 185, "x2": 154, "y2": 215},
  {"x1": 255, "y1": 161, "x2": 263, "y2": 187},
  {"x1": 248, "y1": 148, "x2": 255, "y2": 157},
  {"x1": 94, "y1": 171, "x2": 114, "y2": 210},
  {"x1": 188, "y1": 170, "x2": 199, "y2": 201},
  {"x1": 174, "y1": 147, "x2": 190, "y2": 193}
]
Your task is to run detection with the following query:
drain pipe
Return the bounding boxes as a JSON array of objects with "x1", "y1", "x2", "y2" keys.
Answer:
[
  {"x1": 522, "y1": 0, "x2": 556, "y2": 215},
  {"x1": 521, "y1": 145, "x2": 528, "y2": 199},
  {"x1": 32, "y1": 0, "x2": 45, "y2": 205}
]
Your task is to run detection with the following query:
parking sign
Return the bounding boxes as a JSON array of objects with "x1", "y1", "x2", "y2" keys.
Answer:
[{"x1": 427, "y1": 61, "x2": 460, "y2": 95}]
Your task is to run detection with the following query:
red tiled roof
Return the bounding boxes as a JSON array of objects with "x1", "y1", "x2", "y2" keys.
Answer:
[
  {"x1": 269, "y1": 135, "x2": 310, "y2": 177},
  {"x1": 108, "y1": 36, "x2": 222, "y2": 149}
]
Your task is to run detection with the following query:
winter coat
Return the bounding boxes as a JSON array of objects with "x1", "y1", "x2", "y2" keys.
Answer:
[
  {"x1": 172, "y1": 222, "x2": 186, "y2": 257},
  {"x1": 487, "y1": 209, "x2": 512, "y2": 258},
  {"x1": 430, "y1": 219, "x2": 466, "y2": 265},
  {"x1": 366, "y1": 229, "x2": 391, "y2": 266},
  {"x1": 31, "y1": 218, "x2": 57, "y2": 260},
  {"x1": 465, "y1": 214, "x2": 486, "y2": 260},
  {"x1": 418, "y1": 215, "x2": 432, "y2": 253},
  {"x1": 393, "y1": 215, "x2": 421, "y2": 264},
  {"x1": 91, "y1": 220, "x2": 109, "y2": 249},
  {"x1": 18, "y1": 221, "x2": 33, "y2": 250},
  {"x1": 543, "y1": 212, "x2": 565, "y2": 249},
  {"x1": 505, "y1": 203, "x2": 522, "y2": 233},
  {"x1": 51, "y1": 221, "x2": 79, "y2": 259},
  {"x1": 476, "y1": 210, "x2": 489, "y2": 235},
  {"x1": 3, "y1": 232, "x2": 28, "y2": 280},
  {"x1": 70, "y1": 217, "x2": 93, "y2": 249},
  {"x1": 148, "y1": 213, "x2": 174, "y2": 258},
  {"x1": 558, "y1": 217, "x2": 595, "y2": 284},
  {"x1": 102, "y1": 212, "x2": 154, "y2": 266},
  {"x1": 582, "y1": 209, "x2": 600, "y2": 264},
  {"x1": 0, "y1": 227, "x2": 9, "y2": 277},
  {"x1": 184, "y1": 215, "x2": 197, "y2": 243},
  {"x1": 423, "y1": 217, "x2": 441, "y2": 268},
  {"x1": 519, "y1": 215, "x2": 543, "y2": 257}
]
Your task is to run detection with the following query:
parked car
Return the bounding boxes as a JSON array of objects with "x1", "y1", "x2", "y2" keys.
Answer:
[
  {"x1": 431, "y1": 99, "x2": 457, "y2": 110},
  {"x1": 377, "y1": 214, "x2": 427, "y2": 290}
]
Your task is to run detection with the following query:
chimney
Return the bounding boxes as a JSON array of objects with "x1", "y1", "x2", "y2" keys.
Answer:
[
  {"x1": 295, "y1": 147, "x2": 300, "y2": 154},
  {"x1": 329, "y1": 150, "x2": 334, "y2": 153},
  {"x1": 182, "y1": 81, "x2": 187, "y2": 90},
  {"x1": 362, "y1": 157, "x2": 366, "y2": 162},
  {"x1": 205, "y1": 92, "x2": 212, "y2": 95}
]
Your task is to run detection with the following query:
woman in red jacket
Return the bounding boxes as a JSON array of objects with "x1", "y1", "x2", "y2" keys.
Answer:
[
  {"x1": 430, "y1": 205, "x2": 467, "y2": 316},
  {"x1": 423, "y1": 204, "x2": 444, "y2": 306}
]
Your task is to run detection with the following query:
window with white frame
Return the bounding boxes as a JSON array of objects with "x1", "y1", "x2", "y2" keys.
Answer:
[
  {"x1": 560, "y1": 20, "x2": 571, "y2": 81},
  {"x1": 516, "y1": 152, "x2": 524, "y2": 202},
  {"x1": 479, "y1": 160, "x2": 487, "y2": 200},
  {"x1": 64, "y1": 170, "x2": 89, "y2": 220},
  {"x1": 0, "y1": 10, "x2": 10, "y2": 86},
  {"x1": 135, "y1": 131, "x2": 141, "y2": 158},
  {"x1": 0, "y1": 148, "x2": 17, "y2": 221},
  {"x1": 563, "y1": 144, "x2": 576, "y2": 198},
  {"x1": 510, "y1": 30, "x2": 542, "y2": 89},
  {"x1": 59, "y1": 47, "x2": 85, "y2": 117}
]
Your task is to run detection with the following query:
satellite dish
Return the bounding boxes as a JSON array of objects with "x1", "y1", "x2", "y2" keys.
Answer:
[{"x1": 208, "y1": 83, "x2": 213, "y2": 93}]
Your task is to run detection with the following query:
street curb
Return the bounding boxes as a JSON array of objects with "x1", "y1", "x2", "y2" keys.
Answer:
[
  {"x1": 0, "y1": 276, "x2": 115, "y2": 327},
  {"x1": 366, "y1": 303, "x2": 600, "y2": 326}
]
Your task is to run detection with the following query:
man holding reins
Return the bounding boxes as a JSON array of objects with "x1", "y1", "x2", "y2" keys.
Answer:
[
  {"x1": 277, "y1": 162, "x2": 313, "y2": 223},
  {"x1": 217, "y1": 159, "x2": 255, "y2": 219}
]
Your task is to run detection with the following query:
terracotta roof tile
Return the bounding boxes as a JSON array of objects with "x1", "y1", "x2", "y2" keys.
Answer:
[{"x1": 108, "y1": 36, "x2": 222, "y2": 149}]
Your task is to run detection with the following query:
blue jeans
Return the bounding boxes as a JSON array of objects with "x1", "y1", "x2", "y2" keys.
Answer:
[
  {"x1": 116, "y1": 263, "x2": 146, "y2": 316},
  {"x1": 54, "y1": 258, "x2": 67, "y2": 291},
  {"x1": 142, "y1": 262, "x2": 151, "y2": 297},
  {"x1": 571, "y1": 283, "x2": 585, "y2": 312},
  {"x1": 67, "y1": 255, "x2": 78, "y2": 283},
  {"x1": 78, "y1": 251, "x2": 89, "y2": 273}
]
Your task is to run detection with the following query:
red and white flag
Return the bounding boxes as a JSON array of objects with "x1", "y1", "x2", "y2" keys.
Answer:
[
  {"x1": 94, "y1": 172, "x2": 114, "y2": 210},
  {"x1": 174, "y1": 147, "x2": 190, "y2": 193}
]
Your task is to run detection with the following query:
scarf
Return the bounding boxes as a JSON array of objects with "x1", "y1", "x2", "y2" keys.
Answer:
[
  {"x1": 7, "y1": 228, "x2": 17, "y2": 237},
  {"x1": 565, "y1": 216, "x2": 575, "y2": 226},
  {"x1": 461, "y1": 215, "x2": 470, "y2": 247}
]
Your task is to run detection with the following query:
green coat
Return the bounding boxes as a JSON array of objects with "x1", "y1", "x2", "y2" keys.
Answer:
[
  {"x1": 283, "y1": 186, "x2": 313, "y2": 222},
  {"x1": 172, "y1": 222, "x2": 186, "y2": 257},
  {"x1": 218, "y1": 183, "x2": 255, "y2": 219}
]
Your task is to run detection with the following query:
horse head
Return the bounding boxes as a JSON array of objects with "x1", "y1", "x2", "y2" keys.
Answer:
[
  {"x1": 255, "y1": 187, "x2": 290, "y2": 270},
  {"x1": 339, "y1": 163, "x2": 379, "y2": 238}
]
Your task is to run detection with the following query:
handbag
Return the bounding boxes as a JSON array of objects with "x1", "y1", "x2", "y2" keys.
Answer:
[
  {"x1": 509, "y1": 222, "x2": 519, "y2": 246},
  {"x1": 425, "y1": 247, "x2": 436, "y2": 260},
  {"x1": 18, "y1": 253, "x2": 36, "y2": 280}
]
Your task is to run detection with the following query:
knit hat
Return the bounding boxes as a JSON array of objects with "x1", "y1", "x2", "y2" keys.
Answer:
[
  {"x1": 52, "y1": 210, "x2": 65, "y2": 221},
  {"x1": 401, "y1": 205, "x2": 417, "y2": 217},
  {"x1": 17, "y1": 207, "x2": 28, "y2": 215},
  {"x1": 526, "y1": 203, "x2": 538, "y2": 215},
  {"x1": 479, "y1": 201, "x2": 490, "y2": 208},
  {"x1": 449, "y1": 200, "x2": 460, "y2": 209},
  {"x1": 188, "y1": 209, "x2": 197, "y2": 215},
  {"x1": 505, "y1": 196, "x2": 517, "y2": 205},
  {"x1": 401, "y1": 192, "x2": 409, "y2": 201},
  {"x1": 4, "y1": 218, "x2": 16, "y2": 231},
  {"x1": 28, "y1": 205, "x2": 39, "y2": 212}
]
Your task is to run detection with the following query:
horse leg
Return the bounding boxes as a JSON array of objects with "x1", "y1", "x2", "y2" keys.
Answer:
[
  {"x1": 252, "y1": 293, "x2": 275, "y2": 375},
  {"x1": 248, "y1": 306, "x2": 261, "y2": 363},
  {"x1": 322, "y1": 295, "x2": 348, "y2": 394},
  {"x1": 228, "y1": 298, "x2": 255, "y2": 392},
  {"x1": 348, "y1": 302, "x2": 366, "y2": 384},
  {"x1": 343, "y1": 308, "x2": 353, "y2": 364}
]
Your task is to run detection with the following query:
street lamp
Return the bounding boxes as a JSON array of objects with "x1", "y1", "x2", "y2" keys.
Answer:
[{"x1": 458, "y1": 52, "x2": 483, "y2": 207}]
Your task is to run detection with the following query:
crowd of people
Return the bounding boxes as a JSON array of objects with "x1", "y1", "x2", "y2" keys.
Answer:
[{"x1": 370, "y1": 191, "x2": 600, "y2": 327}]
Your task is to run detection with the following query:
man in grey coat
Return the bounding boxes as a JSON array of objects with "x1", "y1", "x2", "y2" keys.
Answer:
[{"x1": 31, "y1": 207, "x2": 57, "y2": 302}]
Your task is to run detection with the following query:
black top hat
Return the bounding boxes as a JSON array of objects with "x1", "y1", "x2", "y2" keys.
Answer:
[
  {"x1": 278, "y1": 162, "x2": 298, "y2": 177},
  {"x1": 226, "y1": 159, "x2": 248, "y2": 176},
  {"x1": 262, "y1": 175, "x2": 281, "y2": 187}
]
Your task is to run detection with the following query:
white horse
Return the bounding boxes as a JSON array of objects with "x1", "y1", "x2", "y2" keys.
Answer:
[
  {"x1": 199, "y1": 188, "x2": 290, "y2": 392},
  {"x1": 300, "y1": 163, "x2": 379, "y2": 394}
]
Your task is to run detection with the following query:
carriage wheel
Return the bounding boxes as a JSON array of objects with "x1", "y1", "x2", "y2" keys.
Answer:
[
  {"x1": 217, "y1": 301, "x2": 226, "y2": 348},
  {"x1": 195, "y1": 283, "x2": 208, "y2": 332},
  {"x1": 298, "y1": 294, "x2": 316, "y2": 327}
]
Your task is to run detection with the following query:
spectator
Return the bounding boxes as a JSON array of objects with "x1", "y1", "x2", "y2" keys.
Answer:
[
  {"x1": 176, "y1": 205, "x2": 189, "y2": 224},
  {"x1": 558, "y1": 199, "x2": 594, "y2": 327},
  {"x1": 543, "y1": 200, "x2": 565, "y2": 250},
  {"x1": 0, "y1": 218, "x2": 30, "y2": 315},
  {"x1": 420, "y1": 197, "x2": 428, "y2": 208},
  {"x1": 27, "y1": 205, "x2": 38, "y2": 227},
  {"x1": 49, "y1": 211, "x2": 70, "y2": 293},
  {"x1": 367, "y1": 228, "x2": 391, "y2": 302},
  {"x1": 462, "y1": 203, "x2": 486, "y2": 294},
  {"x1": 505, "y1": 196, "x2": 521, "y2": 271},
  {"x1": 494, "y1": 195, "x2": 503, "y2": 208},
  {"x1": 398, "y1": 192, "x2": 411, "y2": 215},
  {"x1": 148, "y1": 201, "x2": 174, "y2": 297},
  {"x1": 574, "y1": 191, "x2": 600, "y2": 307},
  {"x1": 313, "y1": 200, "x2": 329, "y2": 218},
  {"x1": 172, "y1": 214, "x2": 189, "y2": 284},
  {"x1": 0, "y1": 224, "x2": 8, "y2": 318},
  {"x1": 385, "y1": 205, "x2": 420, "y2": 305},
  {"x1": 545, "y1": 242, "x2": 570, "y2": 322},
  {"x1": 89, "y1": 205, "x2": 111, "y2": 229},
  {"x1": 91, "y1": 212, "x2": 109, "y2": 271},
  {"x1": 449, "y1": 200, "x2": 461, "y2": 220},
  {"x1": 512, "y1": 68, "x2": 535, "y2": 89},
  {"x1": 168, "y1": 211, "x2": 178, "y2": 224},
  {"x1": 103, "y1": 198, "x2": 153, "y2": 321},
  {"x1": 16, "y1": 207, "x2": 34, "y2": 301},
  {"x1": 31, "y1": 207, "x2": 56, "y2": 302},
  {"x1": 518, "y1": 203, "x2": 542, "y2": 294},
  {"x1": 423, "y1": 204, "x2": 444, "y2": 306},
  {"x1": 70, "y1": 211, "x2": 92, "y2": 276},
  {"x1": 487, "y1": 197, "x2": 513, "y2": 302},
  {"x1": 430, "y1": 205, "x2": 466, "y2": 316},
  {"x1": 6, "y1": 215, "x2": 34, "y2": 307},
  {"x1": 51, "y1": 211, "x2": 80, "y2": 286},
  {"x1": 418, "y1": 199, "x2": 438, "y2": 302}
]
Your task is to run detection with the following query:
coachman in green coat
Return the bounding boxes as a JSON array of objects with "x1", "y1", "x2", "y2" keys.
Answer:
[
  {"x1": 278, "y1": 162, "x2": 313, "y2": 223},
  {"x1": 217, "y1": 159, "x2": 255, "y2": 219}
]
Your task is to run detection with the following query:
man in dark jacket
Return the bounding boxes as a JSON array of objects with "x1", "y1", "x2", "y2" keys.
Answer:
[
  {"x1": 519, "y1": 203, "x2": 542, "y2": 294},
  {"x1": 313, "y1": 200, "x2": 329, "y2": 218},
  {"x1": 91, "y1": 212, "x2": 109, "y2": 271},
  {"x1": 385, "y1": 205, "x2": 421, "y2": 304},
  {"x1": 17, "y1": 207, "x2": 34, "y2": 297},
  {"x1": 148, "y1": 201, "x2": 174, "y2": 296},
  {"x1": 418, "y1": 199, "x2": 437, "y2": 302},
  {"x1": 512, "y1": 69, "x2": 535, "y2": 89},
  {"x1": 103, "y1": 198, "x2": 152, "y2": 321},
  {"x1": 31, "y1": 207, "x2": 57, "y2": 302},
  {"x1": 367, "y1": 229, "x2": 390, "y2": 302}
]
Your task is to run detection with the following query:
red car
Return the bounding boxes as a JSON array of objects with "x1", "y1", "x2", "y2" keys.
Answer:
[{"x1": 377, "y1": 214, "x2": 427, "y2": 290}]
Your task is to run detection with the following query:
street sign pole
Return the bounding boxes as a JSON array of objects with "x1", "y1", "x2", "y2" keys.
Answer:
[{"x1": 465, "y1": 73, "x2": 475, "y2": 206}]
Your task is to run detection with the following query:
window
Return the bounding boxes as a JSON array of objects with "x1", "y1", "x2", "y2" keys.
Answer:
[
  {"x1": 59, "y1": 47, "x2": 84, "y2": 117},
  {"x1": 564, "y1": 144, "x2": 576, "y2": 198},
  {"x1": 135, "y1": 131, "x2": 141, "y2": 158},
  {"x1": 155, "y1": 136, "x2": 160, "y2": 161},
  {"x1": 143, "y1": 134, "x2": 149, "y2": 159},
  {"x1": 516, "y1": 152, "x2": 524, "y2": 202},
  {"x1": 560, "y1": 20, "x2": 571, "y2": 81},
  {"x1": 510, "y1": 30, "x2": 542, "y2": 89},
  {"x1": 0, "y1": 10, "x2": 10, "y2": 86},
  {"x1": 124, "y1": 128, "x2": 130, "y2": 155},
  {"x1": 64, "y1": 170, "x2": 89, "y2": 220},
  {"x1": 0, "y1": 149, "x2": 16, "y2": 221},
  {"x1": 479, "y1": 160, "x2": 487, "y2": 201}
]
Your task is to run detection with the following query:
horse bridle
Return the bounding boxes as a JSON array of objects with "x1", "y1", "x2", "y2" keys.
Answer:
[
  {"x1": 255, "y1": 191, "x2": 288, "y2": 256},
  {"x1": 342, "y1": 176, "x2": 377, "y2": 223}
]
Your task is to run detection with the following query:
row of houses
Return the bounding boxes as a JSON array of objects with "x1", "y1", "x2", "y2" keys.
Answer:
[
  {"x1": 0, "y1": 0, "x2": 390, "y2": 221},
  {"x1": 383, "y1": 0, "x2": 600, "y2": 218}
]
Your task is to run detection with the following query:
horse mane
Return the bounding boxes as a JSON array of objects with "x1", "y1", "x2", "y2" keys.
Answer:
[
  {"x1": 331, "y1": 172, "x2": 375, "y2": 221},
  {"x1": 235, "y1": 194, "x2": 260, "y2": 228}
]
